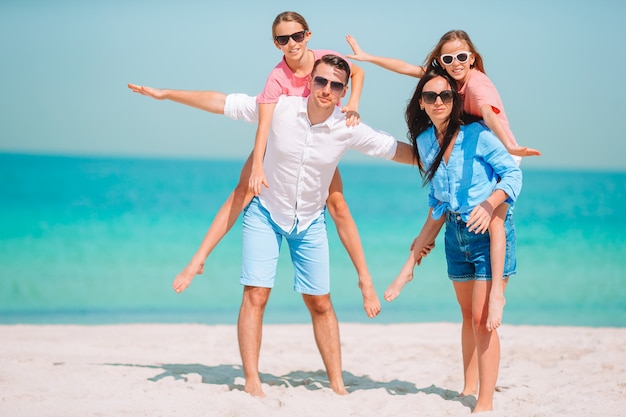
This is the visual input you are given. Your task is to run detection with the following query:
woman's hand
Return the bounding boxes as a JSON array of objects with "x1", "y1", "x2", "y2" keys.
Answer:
[{"x1": 467, "y1": 201, "x2": 494, "y2": 234}]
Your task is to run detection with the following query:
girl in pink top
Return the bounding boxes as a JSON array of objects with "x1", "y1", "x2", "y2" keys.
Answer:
[
  {"x1": 347, "y1": 30, "x2": 541, "y2": 411},
  {"x1": 128, "y1": 12, "x2": 382, "y2": 319}
]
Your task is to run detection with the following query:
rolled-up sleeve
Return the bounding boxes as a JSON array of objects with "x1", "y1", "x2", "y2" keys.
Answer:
[
  {"x1": 350, "y1": 124, "x2": 398, "y2": 160},
  {"x1": 224, "y1": 94, "x2": 259, "y2": 123}
]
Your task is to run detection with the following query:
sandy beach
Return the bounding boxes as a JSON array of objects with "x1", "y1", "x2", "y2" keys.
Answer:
[{"x1": 1, "y1": 323, "x2": 625, "y2": 417}]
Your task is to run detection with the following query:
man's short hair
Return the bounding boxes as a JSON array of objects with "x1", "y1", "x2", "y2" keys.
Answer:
[{"x1": 312, "y1": 54, "x2": 351, "y2": 83}]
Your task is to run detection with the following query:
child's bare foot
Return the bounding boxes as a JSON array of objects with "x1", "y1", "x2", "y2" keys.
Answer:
[
  {"x1": 384, "y1": 268, "x2": 413, "y2": 302},
  {"x1": 172, "y1": 262, "x2": 204, "y2": 293},
  {"x1": 486, "y1": 292, "x2": 505, "y2": 331},
  {"x1": 358, "y1": 280, "x2": 381, "y2": 318}
]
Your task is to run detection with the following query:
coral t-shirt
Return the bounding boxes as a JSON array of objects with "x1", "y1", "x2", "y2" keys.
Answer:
[
  {"x1": 256, "y1": 49, "x2": 346, "y2": 104},
  {"x1": 458, "y1": 69, "x2": 518, "y2": 146}
]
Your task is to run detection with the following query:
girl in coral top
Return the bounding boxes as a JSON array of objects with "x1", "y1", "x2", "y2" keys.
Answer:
[
  {"x1": 346, "y1": 30, "x2": 540, "y2": 332},
  {"x1": 129, "y1": 11, "x2": 382, "y2": 318}
]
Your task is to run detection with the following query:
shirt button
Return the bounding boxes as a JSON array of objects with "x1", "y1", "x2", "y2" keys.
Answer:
[{"x1": 456, "y1": 215, "x2": 461, "y2": 221}]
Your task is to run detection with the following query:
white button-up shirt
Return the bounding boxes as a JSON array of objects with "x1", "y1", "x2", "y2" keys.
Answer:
[{"x1": 225, "y1": 94, "x2": 398, "y2": 233}]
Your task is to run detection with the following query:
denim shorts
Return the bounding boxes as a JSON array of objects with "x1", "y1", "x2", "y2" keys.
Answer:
[
  {"x1": 240, "y1": 197, "x2": 330, "y2": 295},
  {"x1": 444, "y1": 210, "x2": 517, "y2": 281}
]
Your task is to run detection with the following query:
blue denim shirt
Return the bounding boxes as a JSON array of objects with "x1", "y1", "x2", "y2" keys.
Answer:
[{"x1": 417, "y1": 122, "x2": 522, "y2": 222}]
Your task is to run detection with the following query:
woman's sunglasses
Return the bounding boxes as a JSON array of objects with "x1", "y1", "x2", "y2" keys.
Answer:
[
  {"x1": 440, "y1": 51, "x2": 472, "y2": 66},
  {"x1": 313, "y1": 76, "x2": 346, "y2": 93},
  {"x1": 274, "y1": 30, "x2": 308, "y2": 46},
  {"x1": 421, "y1": 90, "x2": 455, "y2": 104}
]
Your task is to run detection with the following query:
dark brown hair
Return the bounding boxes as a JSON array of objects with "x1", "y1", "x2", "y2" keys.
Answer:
[
  {"x1": 312, "y1": 54, "x2": 351, "y2": 84},
  {"x1": 405, "y1": 71, "x2": 463, "y2": 184}
]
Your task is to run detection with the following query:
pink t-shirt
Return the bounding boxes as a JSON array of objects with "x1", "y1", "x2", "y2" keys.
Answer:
[
  {"x1": 458, "y1": 69, "x2": 517, "y2": 146},
  {"x1": 256, "y1": 49, "x2": 346, "y2": 104}
]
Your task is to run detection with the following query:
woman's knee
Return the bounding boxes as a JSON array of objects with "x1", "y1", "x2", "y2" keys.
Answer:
[{"x1": 458, "y1": 304, "x2": 474, "y2": 323}]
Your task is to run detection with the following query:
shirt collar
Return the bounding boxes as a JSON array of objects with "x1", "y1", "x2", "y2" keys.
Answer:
[{"x1": 300, "y1": 97, "x2": 344, "y2": 129}]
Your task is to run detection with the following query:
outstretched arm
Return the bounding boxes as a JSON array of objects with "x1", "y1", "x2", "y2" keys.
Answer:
[
  {"x1": 391, "y1": 142, "x2": 417, "y2": 165},
  {"x1": 480, "y1": 104, "x2": 541, "y2": 157},
  {"x1": 127, "y1": 83, "x2": 227, "y2": 114},
  {"x1": 346, "y1": 35, "x2": 425, "y2": 78}
]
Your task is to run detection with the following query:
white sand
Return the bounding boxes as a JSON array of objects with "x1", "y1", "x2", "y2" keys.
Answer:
[{"x1": 1, "y1": 323, "x2": 625, "y2": 417}]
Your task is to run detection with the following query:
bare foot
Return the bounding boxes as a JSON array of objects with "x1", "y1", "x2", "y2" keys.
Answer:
[
  {"x1": 486, "y1": 293, "x2": 506, "y2": 331},
  {"x1": 358, "y1": 280, "x2": 381, "y2": 318},
  {"x1": 384, "y1": 268, "x2": 413, "y2": 302},
  {"x1": 244, "y1": 381, "x2": 265, "y2": 397},
  {"x1": 472, "y1": 402, "x2": 493, "y2": 413},
  {"x1": 330, "y1": 382, "x2": 349, "y2": 395},
  {"x1": 172, "y1": 262, "x2": 204, "y2": 293}
]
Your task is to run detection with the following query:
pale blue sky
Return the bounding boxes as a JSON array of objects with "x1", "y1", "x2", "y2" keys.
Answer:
[{"x1": 1, "y1": 0, "x2": 625, "y2": 171}]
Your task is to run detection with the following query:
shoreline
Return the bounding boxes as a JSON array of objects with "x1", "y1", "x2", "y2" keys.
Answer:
[{"x1": 2, "y1": 323, "x2": 625, "y2": 416}]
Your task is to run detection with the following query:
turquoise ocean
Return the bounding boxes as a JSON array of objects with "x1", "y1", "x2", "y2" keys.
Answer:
[{"x1": 1, "y1": 153, "x2": 625, "y2": 327}]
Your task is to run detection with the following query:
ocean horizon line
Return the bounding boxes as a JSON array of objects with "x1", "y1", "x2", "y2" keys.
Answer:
[{"x1": 2, "y1": 150, "x2": 625, "y2": 175}]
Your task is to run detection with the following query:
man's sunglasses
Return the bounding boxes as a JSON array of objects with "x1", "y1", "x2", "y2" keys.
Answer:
[
  {"x1": 440, "y1": 51, "x2": 472, "y2": 66},
  {"x1": 313, "y1": 76, "x2": 346, "y2": 93},
  {"x1": 421, "y1": 90, "x2": 455, "y2": 104},
  {"x1": 274, "y1": 30, "x2": 308, "y2": 46}
]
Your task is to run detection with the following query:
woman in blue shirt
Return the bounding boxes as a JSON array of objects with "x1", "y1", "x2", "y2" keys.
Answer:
[{"x1": 388, "y1": 71, "x2": 522, "y2": 413}]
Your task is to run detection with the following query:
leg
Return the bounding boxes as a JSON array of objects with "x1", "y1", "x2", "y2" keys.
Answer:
[
  {"x1": 326, "y1": 168, "x2": 380, "y2": 318},
  {"x1": 471, "y1": 279, "x2": 508, "y2": 413},
  {"x1": 453, "y1": 279, "x2": 508, "y2": 412},
  {"x1": 302, "y1": 293, "x2": 348, "y2": 395},
  {"x1": 486, "y1": 204, "x2": 508, "y2": 331},
  {"x1": 386, "y1": 213, "x2": 443, "y2": 302},
  {"x1": 237, "y1": 200, "x2": 282, "y2": 397},
  {"x1": 172, "y1": 153, "x2": 255, "y2": 292},
  {"x1": 453, "y1": 281, "x2": 479, "y2": 397},
  {"x1": 237, "y1": 286, "x2": 271, "y2": 397},
  {"x1": 384, "y1": 253, "x2": 415, "y2": 301}
]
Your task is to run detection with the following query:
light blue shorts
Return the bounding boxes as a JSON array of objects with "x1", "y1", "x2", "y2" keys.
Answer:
[
  {"x1": 240, "y1": 198, "x2": 330, "y2": 295},
  {"x1": 444, "y1": 210, "x2": 517, "y2": 281}
]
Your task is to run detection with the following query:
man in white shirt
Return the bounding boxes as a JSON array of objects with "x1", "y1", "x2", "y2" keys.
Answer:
[
  {"x1": 130, "y1": 54, "x2": 415, "y2": 397},
  {"x1": 225, "y1": 55, "x2": 415, "y2": 397}
]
